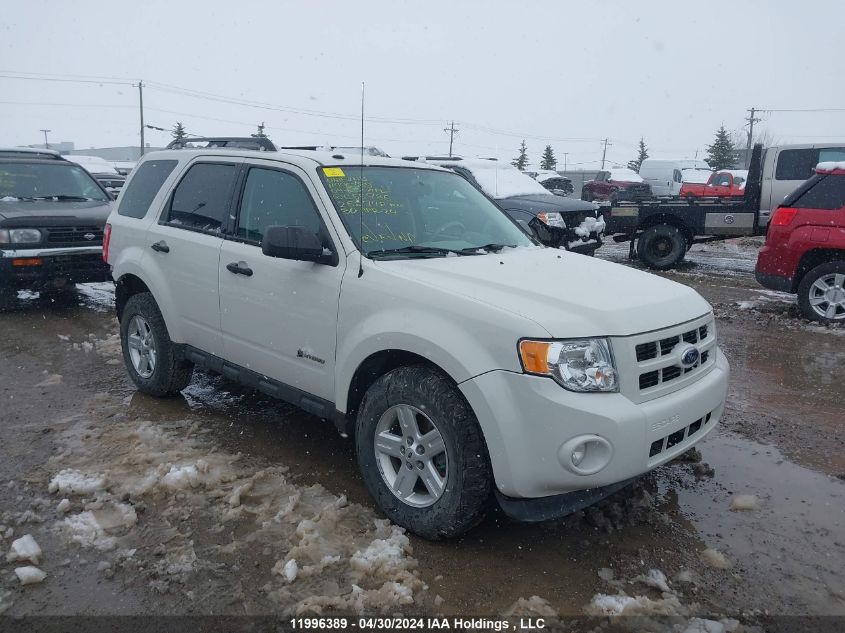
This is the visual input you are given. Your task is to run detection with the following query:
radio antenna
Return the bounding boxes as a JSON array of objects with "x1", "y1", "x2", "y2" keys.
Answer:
[{"x1": 358, "y1": 82, "x2": 365, "y2": 278}]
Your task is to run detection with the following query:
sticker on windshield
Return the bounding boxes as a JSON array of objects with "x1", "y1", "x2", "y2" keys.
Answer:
[{"x1": 322, "y1": 167, "x2": 345, "y2": 178}]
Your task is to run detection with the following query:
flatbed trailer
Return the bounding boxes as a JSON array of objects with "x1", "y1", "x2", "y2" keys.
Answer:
[{"x1": 602, "y1": 144, "x2": 765, "y2": 270}]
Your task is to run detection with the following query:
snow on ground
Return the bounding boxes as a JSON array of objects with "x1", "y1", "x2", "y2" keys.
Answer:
[{"x1": 41, "y1": 393, "x2": 432, "y2": 615}]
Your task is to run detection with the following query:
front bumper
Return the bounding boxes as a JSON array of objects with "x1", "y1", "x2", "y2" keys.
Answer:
[
  {"x1": 459, "y1": 349, "x2": 729, "y2": 499},
  {"x1": 0, "y1": 246, "x2": 111, "y2": 289}
]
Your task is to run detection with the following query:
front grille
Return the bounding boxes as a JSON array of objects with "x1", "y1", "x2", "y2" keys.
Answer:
[
  {"x1": 45, "y1": 226, "x2": 104, "y2": 245},
  {"x1": 649, "y1": 412, "x2": 714, "y2": 459},
  {"x1": 629, "y1": 315, "x2": 716, "y2": 397}
]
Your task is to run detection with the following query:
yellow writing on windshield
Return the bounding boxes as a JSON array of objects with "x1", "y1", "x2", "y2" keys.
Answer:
[{"x1": 324, "y1": 176, "x2": 401, "y2": 216}]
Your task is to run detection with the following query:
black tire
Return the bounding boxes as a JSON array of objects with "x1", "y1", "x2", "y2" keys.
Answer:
[
  {"x1": 355, "y1": 364, "x2": 492, "y2": 540},
  {"x1": 582, "y1": 189, "x2": 593, "y2": 202},
  {"x1": 120, "y1": 292, "x2": 194, "y2": 396},
  {"x1": 686, "y1": 194, "x2": 696, "y2": 206},
  {"x1": 637, "y1": 224, "x2": 687, "y2": 270},
  {"x1": 797, "y1": 261, "x2": 845, "y2": 323},
  {"x1": 609, "y1": 192, "x2": 619, "y2": 206}
]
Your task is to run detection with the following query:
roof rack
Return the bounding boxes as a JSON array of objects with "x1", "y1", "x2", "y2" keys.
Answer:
[
  {"x1": 0, "y1": 147, "x2": 65, "y2": 160},
  {"x1": 280, "y1": 145, "x2": 389, "y2": 157},
  {"x1": 401, "y1": 155, "x2": 464, "y2": 162},
  {"x1": 165, "y1": 137, "x2": 278, "y2": 151}
]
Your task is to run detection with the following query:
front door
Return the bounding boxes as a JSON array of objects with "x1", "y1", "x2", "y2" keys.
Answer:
[
  {"x1": 218, "y1": 162, "x2": 345, "y2": 402},
  {"x1": 144, "y1": 159, "x2": 242, "y2": 357}
]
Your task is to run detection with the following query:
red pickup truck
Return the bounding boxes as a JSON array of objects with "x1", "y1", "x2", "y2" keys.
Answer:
[
  {"x1": 755, "y1": 162, "x2": 845, "y2": 323},
  {"x1": 680, "y1": 169, "x2": 748, "y2": 204}
]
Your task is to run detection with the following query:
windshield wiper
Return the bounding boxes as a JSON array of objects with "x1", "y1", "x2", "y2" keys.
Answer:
[
  {"x1": 28, "y1": 195, "x2": 94, "y2": 201},
  {"x1": 456, "y1": 243, "x2": 514, "y2": 254},
  {"x1": 368, "y1": 245, "x2": 455, "y2": 259}
]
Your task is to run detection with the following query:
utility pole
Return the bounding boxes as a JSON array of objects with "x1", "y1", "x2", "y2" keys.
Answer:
[
  {"x1": 39, "y1": 129, "x2": 51, "y2": 149},
  {"x1": 138, "y1": 81, "x2": 145, "y2": 157},
  {"x1": 744, "y1": 107, "x2": 762, "y2": 168},
  {"x1": 562, "y1": 152, "x2": 568, "y2": 172},
  {"x1": 600, "y1": 138, "x2": 612, "y2": 169},
  {"x1": 444, "y1": 120, "x2": 459, "y2": 157}
]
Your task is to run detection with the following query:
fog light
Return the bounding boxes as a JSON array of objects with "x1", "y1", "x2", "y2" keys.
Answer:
[{"x1": 559, "y1": 434, "x2": 613, "y2": 475}]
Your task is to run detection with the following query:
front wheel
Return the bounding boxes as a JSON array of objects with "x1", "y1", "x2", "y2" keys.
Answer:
[
  {"x1": 355, "y1": 365, "x2": 492, "y2": 540},
  {"x1": 120, "y1": 292, "x2": 194, "y2": 396},
  {"x1": 797, "y1": 261, "x2": 845, "y2": 323},
  {"x1": 637, "y1": 224, "x2": 686, "y2": 270}
]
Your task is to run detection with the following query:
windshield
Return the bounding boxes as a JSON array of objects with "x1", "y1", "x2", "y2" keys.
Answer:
[
  {"x1": 320, "y1": 166, "x2": 534, "y2": 258},
  {"x1": 0, "y1": 162, "x2": 109, "y2": 201}
]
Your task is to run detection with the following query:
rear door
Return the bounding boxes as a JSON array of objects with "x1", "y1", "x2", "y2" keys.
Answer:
[
  {"x1": 218, "y1": 161, "x2": 345, "y2": 402},
  {"x1": 144, "y1": 159, "x2": 242, "y2": 357}
]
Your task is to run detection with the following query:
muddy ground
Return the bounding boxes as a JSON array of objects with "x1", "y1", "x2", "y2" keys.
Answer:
[{"x1": 0, "y1": 239, "x2": 843, "y2": 630}]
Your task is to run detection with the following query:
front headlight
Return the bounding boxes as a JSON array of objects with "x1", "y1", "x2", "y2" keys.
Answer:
[
  {"x1": 519, "y1": 338, "x2": 618, "y2": 392},
  {"x1": 6, "y1": 228, "x2": 43, "y2": 244},
  {"x1": 536, "y1": 211, "x2": 565, "y2": 227}
]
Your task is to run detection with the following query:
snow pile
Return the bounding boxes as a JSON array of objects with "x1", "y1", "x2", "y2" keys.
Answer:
[
  {"x1": 45, "y1": 402, "x2": 429, "y2": 612},
  {"x1": 34, "y1": 373, "x2": 63, "y2": 387},
  {"x1": 71, "y1": 332, "x2": 122, "y2": 365},
  {"x1": 816, "y1": 161, "x2": 845, "y2": 172},
  {"x1": 502, "y1": 595, "x2": 558, "y2": 617},
  {"x1": 6, "y1": 534, "x2": 42, "y2": 564},
  {"x1": 15, "y1": 566, "x2": 47, "y2": 585},
  {"x1": 59, "y1": 502, "x2": 137, "y2": 551},
  {"x1": 48, "y1": 469, "x2": 106, "y2": 495},
  {"x1": 701, "y1": 548, "x2": 733, "y2": 569},
  {"x1": 573, "y1": 215, "x2": 606, "y2": 238},
  {"x1": 458, "y1": 160, "x2": 551, "y2": 198},
  {"x1": 729, "y1": 494, "x2": 761, "y2": 511}
]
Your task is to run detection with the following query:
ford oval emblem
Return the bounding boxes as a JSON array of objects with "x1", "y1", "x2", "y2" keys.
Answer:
[
  {"x1": 83, "y1": 233, "x2": 96, "y2": 241},
  {"x1": 680, "y1": 347, "x2": 700, "y2": 368}
]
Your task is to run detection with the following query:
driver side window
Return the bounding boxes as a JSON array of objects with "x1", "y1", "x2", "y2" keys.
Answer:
[{"x1": 237, "y1": 167, "x2": 322, "y2": 244}]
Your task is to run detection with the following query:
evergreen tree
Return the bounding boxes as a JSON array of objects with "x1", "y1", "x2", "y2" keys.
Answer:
[
  {"x1": 705, "y1": 125, "x2": 737, "y2": 170},
  {"x1": 171, "y1": 122, "x2": 187, "y2": 141},
  {"x1": 251, "y1": 122, "x2": 269, "y2": 139},
  {"x1": 626, "y1": 137, "x2": 649, "y2": 173},
  {"x1": 540, "y1": 145, "x2": 557, "y2": 170},
  {"x1": 511, "y1": 140, "x2": 528, "y2": 171}
]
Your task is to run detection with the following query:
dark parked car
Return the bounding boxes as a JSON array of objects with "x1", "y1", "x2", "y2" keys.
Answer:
[
  {"x1": 581, "y1": 168, "x2": 652, "y2": 205},
  {"x1": 93, "y1": 174, "x2": 127, "y2": 198},
  {"x1": 0, "y1": 148, "x2": 113, "y2": 309},
  {"x1": 423, "y1": 158, "x2": 604, "y2": 254}
]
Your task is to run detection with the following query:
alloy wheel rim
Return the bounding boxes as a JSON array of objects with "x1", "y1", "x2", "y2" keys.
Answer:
[
  {"x1": 809, "y1": 273, "x2": 845, "y2": 321},
  {"x1": 373, "y1": 404, "x2": 449, "y2": 508},
  {"x1": 127, "y1": 315, "x2": 157, "y2": 378}
]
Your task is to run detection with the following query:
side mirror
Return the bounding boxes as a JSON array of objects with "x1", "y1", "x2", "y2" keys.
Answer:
[{"x1": 262, "y1": 225, "x2": 336, "y2": 265}]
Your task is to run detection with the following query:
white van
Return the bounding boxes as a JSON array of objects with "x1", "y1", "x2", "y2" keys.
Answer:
[
  {"x1": 639, "y1": 159, "x2": 711, "y2": 198},
  {"x1": 759, "y1": 143, "x2": 845, "y2": 225}
]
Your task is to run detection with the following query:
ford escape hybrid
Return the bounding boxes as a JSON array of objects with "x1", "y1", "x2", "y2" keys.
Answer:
[{"x1": 105, "y1": 146, "x2": 729, "y2": 539}]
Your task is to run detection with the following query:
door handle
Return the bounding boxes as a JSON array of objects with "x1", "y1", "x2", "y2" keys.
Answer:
[
  {"x1": 226, "y1": 261, "x2": 253, "y2": 277},
  {"x1": 150, "y1": 240, "x2": 169, "y2": 253}
]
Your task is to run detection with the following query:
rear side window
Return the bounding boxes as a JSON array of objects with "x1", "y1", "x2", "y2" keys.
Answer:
[
  {"x1": 236, "y1": 168, "x2": 322, "y2": 243},
  {"x1": 786, "y1": 174, "x2": 845, "y2": 210},
  {"x1": 164, "y1": 163, "x2": 238, "y2": 233},
  {"x1": 117, "y1": 160, "x2": 177, "y2": 218},
  {"x1": 776, "y1": 148, "x2": 845, "y2": 181}
]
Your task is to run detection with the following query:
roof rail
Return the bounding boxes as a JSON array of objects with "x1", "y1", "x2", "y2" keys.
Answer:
[
  {"x1": 0, "y1": 147, "x2": 65, "y2": 160},
  {"x1": 401, "y1": 155, "x2": 464, "y2": 162},
  {"x1": 279, "y1": 145, "x2": 389, "y2": 157},
  {"x1": 166, "y1": 137, "x2": 278, "y2": 151}
]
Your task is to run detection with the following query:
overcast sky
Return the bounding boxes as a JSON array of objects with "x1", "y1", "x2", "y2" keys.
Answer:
[{"x1": 2, "y1": 0, "x2": 843, "y2": 168}]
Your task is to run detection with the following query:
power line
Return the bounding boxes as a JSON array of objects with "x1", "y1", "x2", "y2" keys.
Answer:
[
  {"x1": 0, "y1": 73, "x2": 132, "y2": 86},
  {"x1": 761, "y1": 108, "x2": 845, "y2": 113}
]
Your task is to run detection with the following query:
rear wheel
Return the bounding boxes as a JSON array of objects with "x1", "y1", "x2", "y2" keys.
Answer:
[
  {"x1": 797, "y1": 261, "x2": 845, "y2": 323},
  {"x1": 686, "y1": 194, "x2": 696, "y2": 205},
  {"x1": 120, "y1": 292, "x2": 194, "y2": 396},
  {"x1": 582, "y1": 189, "x2": 593, "y2": 202},
  {"x1": 355, "y1": 365, "x2": 492, "y2": 540},
  {"x1": 637, "y1": 224, "x2": 686, "y2": 270}
]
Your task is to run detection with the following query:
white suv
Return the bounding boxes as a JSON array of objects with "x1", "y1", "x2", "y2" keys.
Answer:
[{"x1": 105, "y1": 147, "x2": 729, "y2": 539}]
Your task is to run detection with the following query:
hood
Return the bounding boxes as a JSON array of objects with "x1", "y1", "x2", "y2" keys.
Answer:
[
  {"x1": 497, "y1": 193, "x2": 597, "y2": 214},
  {"x1": 373, "y1": 247, "x2": 710, "y2": 338},
  {"x1": 0, "y1": 199, "x2": 112, "y2": 227}
]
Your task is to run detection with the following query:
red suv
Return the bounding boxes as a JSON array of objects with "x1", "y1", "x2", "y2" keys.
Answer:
[{"x1": 755, "y1": 162, "x2": 845, "y2": 323}]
